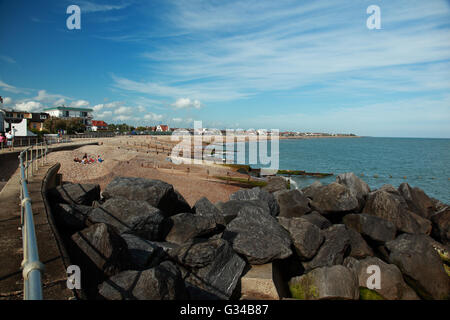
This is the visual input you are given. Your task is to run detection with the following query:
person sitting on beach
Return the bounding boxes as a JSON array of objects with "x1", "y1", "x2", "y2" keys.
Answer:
[
  {"x1": 97, "y1": 155, "x2": 104, "y2": 163},
  {"x1": 73, "y1": 157, "x2": 81, "y2": 163},
  {"x1": 88, "y1": 156, "x2": 95, "y2": 163}
]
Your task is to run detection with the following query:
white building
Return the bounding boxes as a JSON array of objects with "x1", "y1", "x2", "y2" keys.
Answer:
[{"x1": 43, "y1": 106, "x2": 93, "y2": 127}]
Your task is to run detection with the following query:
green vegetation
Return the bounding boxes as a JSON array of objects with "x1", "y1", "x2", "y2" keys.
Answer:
[
  {"x1": 213, "y1": 176, "x2": 267, "y2": 188},
  {"x1": 44, "y1": 117, "x2": 86, "y2": 134},
  {"x1": 30, "y1": 128, "x2": 50, "y2": 137},
  {"x1": 220, "y1": 164, "x2": 252, "y2": 171},
  {"x1": 359, "y1": 287, "x2": 384, "y2": 300},
  {"x1": 289, "y1": 279, "x2": 319, "y2": 300}
]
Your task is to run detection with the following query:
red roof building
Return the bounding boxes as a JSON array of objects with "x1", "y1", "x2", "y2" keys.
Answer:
[{"x1": 91, "y1": 120, "x2": 108, "y2": 131}]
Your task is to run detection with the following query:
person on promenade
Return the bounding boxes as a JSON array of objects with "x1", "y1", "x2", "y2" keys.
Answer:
[
  {"x1": 0, "y1": 133, "x2": 5, "y2": 150},
  {"x1": 5, "y1": 130, "x2": 14, "y2": 151},
  {"x1": 97, "y1": 155, "x2": 104, "y2": 163}
]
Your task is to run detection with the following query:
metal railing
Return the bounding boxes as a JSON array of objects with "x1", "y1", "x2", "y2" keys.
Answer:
[{"x1": 18, "y1": 142, "x2": 48, "y2": 300}]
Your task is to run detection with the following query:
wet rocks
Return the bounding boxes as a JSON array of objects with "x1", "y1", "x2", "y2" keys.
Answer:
[
  {"x1": 310, "y1": 182, "x2": 359, "y2": 215},
  {"x1": 385, "y1": 234, "x2": 450, "y2": 300},
  {"x1": 101, "y1": 177, "x2": 191, "y2": 216},
  {"x1": 88, "y1": 198, "x2": 168, "y2": 241},
  {"x1": 274, "y1": 189, "x2": 311, "y2": 218},
  {"x1": 49, "y1": 183, "x2": 100, "y2": 206},
  {"x1": 343, "y1": 213, "x2": 396, "y2": 244},
  {"x1": 289, "y1": 265, "x2": 359, "y2": 300},
  {"x1": 223, "y1": 206, "x2": 292, "y2": 264}
]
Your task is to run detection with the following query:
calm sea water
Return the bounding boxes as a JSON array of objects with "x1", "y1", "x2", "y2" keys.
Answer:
[{"x1": 234, "y1": 137, "x2": 450, "y2": 204}]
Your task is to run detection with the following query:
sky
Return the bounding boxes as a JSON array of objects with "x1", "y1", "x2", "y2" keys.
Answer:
[{"x1": 0, "y1": 0, "x2": 450, "y2": 137}]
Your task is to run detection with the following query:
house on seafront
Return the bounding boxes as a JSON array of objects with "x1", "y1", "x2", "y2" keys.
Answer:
[
  {"x1": 0, "y1": 108, "x2": 49, "y2": 136},
  {"x1": 43, "y1": 105, "x2": 93, "y2": 127},
  {"x1": 91, "y1": 120, "x2": 108, "y2": 131},
  {"x1": 156, "y1": 124, "x2": 170, "y2": 132}
]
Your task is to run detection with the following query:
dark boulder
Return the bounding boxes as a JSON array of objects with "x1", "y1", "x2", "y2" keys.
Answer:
[
  {"x1": 122, "y1": 234, "x2": 169, "y2": 270},
  {"x1": 87, "y1": 198, "x2": 168, "y2": 241},
  {"x1": 262, "y1": 176, "x2": 288, "y2": 193},
  {"x1": 192, "y1": 197, "x2": 226, "y2": 226},
  {"x1": 278, "y1": 217, "x2": 324, "y2": 260},
  {"x1": 53, "y1": 203, "x2": 91, "y2": 232},
  {"x1": 398, "y1": 183, "x2": 435, "y2": 219},
  {"x1": 165, "y1": 212, "x2": 220, "y2": 245},
  {"x1": 101, "y1": 177, "x2": 191, "y2": 216},
  {"x1": 346, "y1": 228, "x2": 374, "y2": 259},
  {"x1": 98, "y1": 261, "x2": 188, "y2": 300},
  {"x1": 385, "y1": 234, "x2": 450, "y2": 300},
  {"x1": 303, "y1": 224, "x2": 350, "y2": 271},
  {"x1": 310, "y1": 182, "x2": 359, "y2": 215},
  {"x1": 230, "y1": 187, "x2": 279, "y2": 216},
  {"x1": 71, "y1": 223, "x2": 130, "y2": 278},
  {"x1": 301, "y1": 181, "x2": 323, "y2": 199},
  {"x1": 336, "y1": 172, "x2": 370, "y2": 210},
  {"x1": 49, "y1": 183, "x2": 100, "y2": 206},
  {"x1": 215, "y1": 199, "x2": 270, "y2": 224},
  {"x1": 344, "y1": 256, "x2": 419, "y2": 300},
  {"x1": 363, "y1": 189, "x2": 431, "y2": 234},
  {"x1": 223, "y1": 206, "x2": 292, "y2": 264},
  {"x1": 301, "y1": 211, "x2": 332, "y2": 229},
  {"x1": 343, "y1": 213, "x2": 396, "y2": 244},
  {"x1": 430, "y1": 208, "x2": 450, "y2": 245},
  {"x1": 289, "y1": 265, "x2": 359, "y2": 300},
  {"x1": 174, "y1": 238, "x2": 246, "y2": 300},
  {"x1": 274, "y1": 189, "x2": 311, "y2": 218}
]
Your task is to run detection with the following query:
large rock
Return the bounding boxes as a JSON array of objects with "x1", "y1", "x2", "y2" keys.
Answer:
[
  {"x1": 122, "y1": 234, "x2": 169, "y2": 270},
  {"x1": 71, "y1": 223, "x2": 130, "y2": 278},
  {"x1": 192, "y1": 197, "x2": 226, "y2": 226},
  {"x1": 262, "y1": 176, "x2": 288, "y2": 193},
  {"x1": 344, "y1": 256, "x2": 419, "y2": 300},
  {"x1": 431, "y1": 208, "x2": 450, "y2": 245},
  {"x1": 49, "y1": 183, "x2": 100, "y2": 206},
  {"x1": 223, "y1": 206, "x2": 292, "y2": 264},
  {"x1": 289, "y1": 265, "x2": 359, "y2": 300},
  {"x1": 101, "y1": 177, "x2": 191, "y2": 216},
  {"x1": 301, "y1": 181, "x2": 322, "y2": 199},
  {"x1": 241, "y1": 263, "x2": 289, "y2": 300},
  {"x1": 301, "y1": 211, "x2": 332, "y2": 229},
  {"x1": 165, "y1": 212, "x2": 219, "y2": 245},
  {"x1": 230, "y1": 187, "x2": 279, "y2": 216},
  {"x1": 336, "y1": 172, "x2": 370, "y2": 210},
  {"x1": 88, "y1": 198, "x2": 168, "y2": 241},
  {"x1": 346, "y1": 228, "x2": 374, "y2": 259},
  {"x1": 363, "y1": 189, "x2": 431, "y2": 234},
  {"x1": 98, "y1": 261, "x2": 188, "y2": 300},
  {"x1": 174, "y1": 238, "x2": 246, "y2": 300},
  {"x1": 215, "y1": 199, "x2": 270, "y2": 224},
  {"x1": 398, "y1": 183, "x2": 435, "y2": 219},
  {"x1": 278, "y1": 217, "x2": 324, "y2": 260},
  {"x1": 310, "y1": 182, "x2": 359, "y2": 215},
  {"x1": 303, "y1": 224, "x2": 350, "y2": 271},
  {"x1": 274, "y1": 189, "x2": 311, "y2": 218},
  {"x1": 53, "y1": 203, "x2": 91, "y2": 232},
  {"x1": 343, "y1": 213, "x2": 396, "y2": 244},
  {"x1": 385, "y1": 234, "x2": 450, "y2": 300}
]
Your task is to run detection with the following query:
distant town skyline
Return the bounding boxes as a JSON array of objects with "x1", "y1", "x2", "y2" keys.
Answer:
[{"x1": 1, "y1": 0, "x2": 449, "y2": 138}]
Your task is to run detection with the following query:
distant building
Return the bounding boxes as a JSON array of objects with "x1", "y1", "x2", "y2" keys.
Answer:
[
  {"x1": 43, "y1": 105, "x2": 93, "y2": 127},
  {"x1": 156, "y1": 124, "x2": 170, "y2": 132},
  {"x1": 1, "y1": 108, "x2": 48, "y2": 135},
  {"x1": 91, "y1": 120, "x2": 108, "y2": 131}
]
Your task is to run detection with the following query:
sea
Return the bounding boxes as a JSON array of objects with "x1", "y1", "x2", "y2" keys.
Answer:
[{"x1": 224, "y1": 137, "x2": 450, "y2": 204}]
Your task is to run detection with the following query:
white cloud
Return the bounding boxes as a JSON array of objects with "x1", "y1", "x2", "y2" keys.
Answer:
[
  {"x1": 1, "y1": 97, "x2": 12, "y2": 105},
  {"x1": 54, "y1": 98, "x2": 66, "y2": 106},
  {"x1": 114, "y1": 106, "x2": 133, "y2": 115},
  {"x1": 34, "y1": 90, "x2": 69, "y2": 103},
  {"x1": 77, "y1": 1, "x2": 130, "y2": 13},
  {"x1": 70, "y1": 99, "x2": 90, "y2": 107},
  {"x1": 171, "y1": 98, "x2": 201, "y2": 109},
  {"x1": 114, "y1": 115, "x2": 132, "y2": 121},
  {"x1": 172, "y1": 117, "x2": 183, "y2": 122},
  {"x1": 144, "y1": 112, "x2": 163, "y2": 121},
  {"x1": 14, "y1": 101, "x2": 43, "y2": 112},
  {"x1": 0, "y1": 80, "x2": 23, "y2": 94}
]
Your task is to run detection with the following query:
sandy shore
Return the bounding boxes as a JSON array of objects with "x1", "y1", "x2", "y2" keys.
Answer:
[{"x1": 46, "y1": 136, "x2": 249, "y2": 205}]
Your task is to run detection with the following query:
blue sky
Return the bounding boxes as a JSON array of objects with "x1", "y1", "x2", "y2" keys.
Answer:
[{"x1": 1, "y1": 0, "x2": 449, "y2": 137}]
